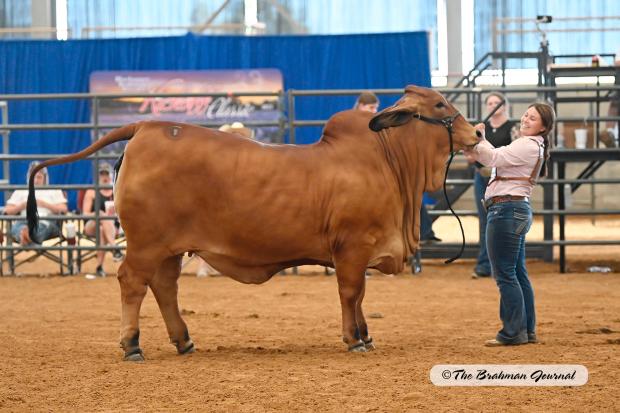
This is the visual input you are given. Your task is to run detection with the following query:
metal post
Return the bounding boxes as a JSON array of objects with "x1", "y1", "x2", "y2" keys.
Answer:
[
  {"x1": 277, "y1": 90, "x2": 285, "y2": 144},
  {"x1": 93, "y1": 97, "x2": 101, "y2": 248},
  {"x1": 287, "y1": 89, "x2": 297, "y2": 273},
  {"x1": 287, "y1": 90, "x2": 295, "y2": 144},
  {"x1": 501, "y1": 55, "x2": 506, "y2": 88},
  {"x1": 0, "y1": 101, "x2": 9, "y2": 190},
  {"x1": 558, "y1": 161, "x2": 566, "y2": 273},
  {"x1": 542, "y1": 160, "x2": 555, "y2": 262}
]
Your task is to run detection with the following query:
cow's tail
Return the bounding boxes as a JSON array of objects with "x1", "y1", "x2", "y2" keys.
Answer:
[{"x1": 27, "y1": 123, "x2": 138, "y2": 242}]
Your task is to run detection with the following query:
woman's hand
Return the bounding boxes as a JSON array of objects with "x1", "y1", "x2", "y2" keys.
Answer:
[
  {"x1": 463, "y1": 150, "x2": 476, "y2": 163},
  {"x1": 463, "y1": 123, "x2": 485, "y2": 159},
  {"x1": 474, "y1": 123, "x2": 486, "y2": 140}
]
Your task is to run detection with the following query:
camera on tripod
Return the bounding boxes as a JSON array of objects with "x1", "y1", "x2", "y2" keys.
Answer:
[{"x1": 536, "y1": 15, "x2": 553, "y2": 24}]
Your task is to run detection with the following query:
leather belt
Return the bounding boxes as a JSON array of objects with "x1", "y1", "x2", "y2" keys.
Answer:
[{"x1": 484, "y1": 195, "x2": 528, "y2": 209}]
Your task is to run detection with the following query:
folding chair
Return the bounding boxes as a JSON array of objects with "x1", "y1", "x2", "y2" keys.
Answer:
[{"x1": 2, "y1": 214, "x2": 74, "y2": 276}]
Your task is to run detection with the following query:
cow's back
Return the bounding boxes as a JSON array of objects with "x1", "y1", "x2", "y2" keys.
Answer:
[
  {"x1": 115, "y1": 122, "x2": 333, "y2": 266},
  {"x1": 115, "y1": 118, "x2": 407, "y2": 278}
]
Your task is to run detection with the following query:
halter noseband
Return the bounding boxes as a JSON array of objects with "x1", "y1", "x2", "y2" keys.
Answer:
[{"x1": 412, "y1": 111, "x2": 463, "y2": 151}]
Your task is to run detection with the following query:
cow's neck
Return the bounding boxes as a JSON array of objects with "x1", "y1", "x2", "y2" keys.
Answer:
[{"x1": 376, "y1": 128, "x2": 428, "y2": 256}]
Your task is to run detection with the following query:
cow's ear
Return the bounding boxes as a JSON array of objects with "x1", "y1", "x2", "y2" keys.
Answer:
[{"x1": 369, "y1": 110, "x2": 413, "y2": 132}]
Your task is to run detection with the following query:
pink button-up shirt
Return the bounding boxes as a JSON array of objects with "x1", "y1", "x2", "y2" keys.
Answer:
[{"x1": 471, "y1": 135, "x2": 544, "y2": 200}]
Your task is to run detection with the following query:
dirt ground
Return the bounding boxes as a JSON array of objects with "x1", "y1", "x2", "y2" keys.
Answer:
[
  {"x1": 0, "y1": 260, "x2": 618, "y2": 411},
  {"x1": 1, "y1": 217, "x2": 619, "y2": 411}
]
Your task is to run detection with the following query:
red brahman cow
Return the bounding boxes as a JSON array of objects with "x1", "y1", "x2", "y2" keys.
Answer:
[{"x1": 27, "y1": 86, "x2": 479, "y2": 360}]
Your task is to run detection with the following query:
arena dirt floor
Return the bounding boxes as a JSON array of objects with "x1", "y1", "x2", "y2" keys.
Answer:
[{"x1": 1, "y1": 217, "x2": 619, "y2": 411}]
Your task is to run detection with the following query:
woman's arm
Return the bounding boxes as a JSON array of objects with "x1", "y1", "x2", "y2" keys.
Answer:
[
  {"x1": 82, "y1": 190, "x2": 95, "y2": 216},
  {"x1": 4, "y1": 191, "x2": 26, "y2": 215},
  {"x1": 473, "y1": 139, "x2": 534, "y2": 168},
  {"x1": 36, "y1": 199, "x2": 68, "y2": 214},
  {"x1": 4, "y1": 202, "x2": 26, "y2": 215},
  {"x1": 465, "y1": 124, "x2": 534, "y2": 168}
]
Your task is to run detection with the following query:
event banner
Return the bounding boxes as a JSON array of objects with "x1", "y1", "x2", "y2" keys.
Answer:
[{"x1": 89, "y1": 69, "x2": 284, "y2": 150}]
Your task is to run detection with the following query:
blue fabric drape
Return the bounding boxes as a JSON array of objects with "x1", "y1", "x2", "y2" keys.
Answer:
[{"x1": 0, "y1": 32, "x2": 430, "y2": 208}]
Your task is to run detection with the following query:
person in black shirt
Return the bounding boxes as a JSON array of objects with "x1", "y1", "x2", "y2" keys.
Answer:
[
  {"x1": 472, "y1": 92, "x2": 519, "y2": 278},
  {"x1": 82, "y1": 163, "x2": 124, "y2": 278}
]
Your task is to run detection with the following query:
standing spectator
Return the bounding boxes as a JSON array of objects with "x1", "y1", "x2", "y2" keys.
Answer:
[
  {"x1": 353, "y1": 92, "x2": 380, "y2": 113},
  {"x1": 355, "y1": 91, "x2": 439, "y2": 271},
  {"x1": 4, "y1": 161, "x2": 67, "y2": 244},
  {"x1": 337, "y1": 92, "x2": 383, "y2": 277},
  {"x1": 419, "y1": 200, "x2": 441, "y2": 244},
  {"x1": 465, "y1": 102, "x2": 555, "y2": 346},
  {"x1": 82, "y1": 162, "x2": 124, "y2": 278},
  {"x1": 471, "y1": 92, "x2": 519, "y2": 278}
]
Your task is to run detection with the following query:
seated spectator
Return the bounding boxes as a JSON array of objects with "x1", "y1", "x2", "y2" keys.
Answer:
[
  {"x1": 4, "y1": 161, "x2": 67, "y2": 244},
  {"x1": 353, "y1": 92, "x2": 380, "y2": 113},
  {"x1": 219, "y1": 122, "x2": 255, "y2": 139},
  {"x1": 82, "y1": 162, "x2": 124, "y2": 278}
]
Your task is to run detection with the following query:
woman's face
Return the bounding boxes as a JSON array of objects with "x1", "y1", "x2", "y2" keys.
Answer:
[
  {"x1": 99, "y1": 172, "x2": 111, "y2": 185},
  {"x1": 520, "y1": 107, "x2": 545, "y2": 137},
  {"x1": 485, "y1": 95, "x2": 505, "y2": 117},
  {"x1": 34, "y1": 172, "x2": 46, "y2": 186}
]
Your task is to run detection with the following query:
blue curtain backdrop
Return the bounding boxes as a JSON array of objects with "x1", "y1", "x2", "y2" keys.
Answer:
[{"x1": 0, "y1": 32, "x2": 431, "y2": 208}]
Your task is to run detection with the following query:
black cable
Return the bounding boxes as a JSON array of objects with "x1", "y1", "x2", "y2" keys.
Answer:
[
  {"x1": 442, "y1": 150, "x2": 465, "y2": 264},
  {"x1": 483, "y1": 99, "x2": 506, "y2": 123}
]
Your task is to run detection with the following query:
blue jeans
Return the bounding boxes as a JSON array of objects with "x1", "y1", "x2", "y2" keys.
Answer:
[
  {"x1": 11, "y1": 220, "x2": 60, "y2": 244},
  {"x1": 420, "y1": 203, "x2": 435, "y2": 240},
  {"x1": 474, "y1": 171, "x2": 491, "y2": 275},
  {"x1": 486, "y1": 201, "x2": 534, "y2": 344}
]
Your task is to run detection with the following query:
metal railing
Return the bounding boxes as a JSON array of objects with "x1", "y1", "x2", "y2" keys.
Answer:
[
  {"x1": 0, "y1": 26, "x2": 72, "y2": 39},
  {"x1": 1, "y1": 86, "x2": 620, "y2": 275},
  {"x1": 0, "y1": 90, "x2": 285, "y2": 275},
  {"x1": 287, "y1": 86, "x2": 620, "y2": 272}
]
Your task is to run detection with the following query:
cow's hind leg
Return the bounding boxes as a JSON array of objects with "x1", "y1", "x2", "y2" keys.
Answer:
[
  {"x1": 149, "y1": 255, "x2": 195, "y2": 355},
  {"x1": 334, "y1": 251, "x2": 369, "y2": 352},
  {"x1": 356, "y1": 281, "x2": 375, "y2": 351},
  {"x1": 117, "y1": 259, "x2": 150, "y2": 361}
]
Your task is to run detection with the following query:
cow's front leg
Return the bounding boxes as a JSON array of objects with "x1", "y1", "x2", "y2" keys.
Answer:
[
  {"x1": 335, "y1": 252, "x2": 368, "y2": 352},
  {"x1": 149, "y1": 255, "x2": 194, "y2": 355},
  {"x1": 117, "y1": 259, "x2": 149, "y2": 361},
  {"x1": 355, "y1": 280, "x2": 374, "y2": 350}
]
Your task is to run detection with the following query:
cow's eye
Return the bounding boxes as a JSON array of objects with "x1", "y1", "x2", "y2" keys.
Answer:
[{"x1": 435, "y1": 102, "x2": 446, "y2": 109}]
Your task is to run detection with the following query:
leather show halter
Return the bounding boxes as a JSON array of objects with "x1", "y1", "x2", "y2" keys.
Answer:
[
  {"x1": 410, "y1": 110, "x2": 467, "y2": 264},
  {"x1": 409, "y1": 100, "x2": 507, "y2": 263}
]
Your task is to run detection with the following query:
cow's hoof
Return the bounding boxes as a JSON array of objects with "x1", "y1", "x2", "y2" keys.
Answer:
[
  {"x1": 363, "y1": 338, "x2": 376, "y2": 351},
  {"x1": 348, "y1": 342, "x2": 367, "y2": 353},
  {"x1": 123, "y1": 349, "x2": 145, "y2": 362},
  {"x1": 177, "y1": 341, "x2": 195, "y2": 355}
]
